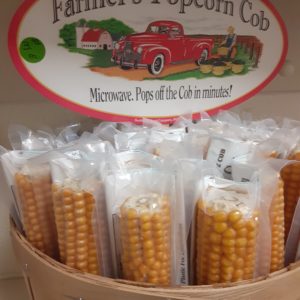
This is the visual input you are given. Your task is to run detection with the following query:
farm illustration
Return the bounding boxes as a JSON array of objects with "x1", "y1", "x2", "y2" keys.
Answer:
[{"x1": 59, "y1": 18, "x2": 263, "y2": 81}]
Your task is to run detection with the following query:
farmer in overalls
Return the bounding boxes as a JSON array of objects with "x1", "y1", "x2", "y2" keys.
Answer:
[{"x1": 221, "y1": 26, "x2": 237, "y2": 58}]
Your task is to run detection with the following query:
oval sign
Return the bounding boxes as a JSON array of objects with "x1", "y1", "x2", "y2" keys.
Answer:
[{"x1": 9, "y1": 0, "x2": 287, "y2": 123}]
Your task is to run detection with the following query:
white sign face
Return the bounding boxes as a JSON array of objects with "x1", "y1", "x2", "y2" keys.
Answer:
[{"x1": 9, "y1": 0, "x2": 287, "y2": 123}]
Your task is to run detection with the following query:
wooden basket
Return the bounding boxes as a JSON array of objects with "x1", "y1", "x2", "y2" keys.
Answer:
[
  {"x1": 232, "y1": 63, "x2": 245, "y2": 74},
  {"x1": 212, "y1": 66, "x2": 226, "y2": 76},
  {"x1": 10, "y1": 221, "x2": 300, "y2": 300},
  {"x1": 200, "y1": 64, "x2": 213, "y2": 74}
]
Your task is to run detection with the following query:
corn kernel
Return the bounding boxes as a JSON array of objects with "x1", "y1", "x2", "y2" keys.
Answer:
[
  {"x1": 213, "y1": 222, "x2": 228, "y2": 233},
  {"x1": 15, "y1": 171, "x2": 58, "y2": 258},
  {"x1": 195, "y1": 199, "x2": 258, "y2": 285},
  {"x1": 52, "y1": 186, "x2": 100, "y2": 275},
  {"x1": 228, "y1": 211, "x2": 242, "y2": 224},
  {"x1": 119, "y1": 194, "x2": 171, "y2": 286}
]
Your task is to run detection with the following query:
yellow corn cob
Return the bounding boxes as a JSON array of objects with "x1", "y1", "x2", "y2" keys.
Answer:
[
  {"x1": 15, "y1": 171, "x2": 58, "y2": 258},
  {"x1": 270, "y1": 178, "x2": 285, "y2": 272},
  {"x1": 281, "y1": 152, "x2": 300, "y2": 239},
  {"x1": 52, "y1": 185, "x2": 100, "y2": 275},
  {"x1": 52, "y1": 185, "x2": 66, "y2": 262},
  {"x1": 195, "y1": 201, "x2": 259, "y2": 285},
  {"x1": 119, "y1": 193, "x2": 171, "y2": 286}
]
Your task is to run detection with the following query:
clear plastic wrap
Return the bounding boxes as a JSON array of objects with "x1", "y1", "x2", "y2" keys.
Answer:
[
  {"x1": 281, "y1": 154, "x2": 300, "y2": 239},
  {"x1": 232, "y1": 157, "x2": 285, "y2": 274},
  {"x1": 105, "y1": 167, "x2": 187, "y2": 286},
  {"x1": 55, "y1": 123, "x2": 81, "y2": 147},
  {"x1": 215, "y1": 110, "x2": 279, "y2": 143},
  {"x1": 206, "y1": 136, "x2": 254, "y2": 179},
  {"x1": 8, "y1": 124, "x2": 55, "y2": 151},
  {"x1": 176, "y1": 160, "x2": 220, "y2": 238},
  {"x1": 51, "y1": 155, "x2": 112, "y2": 276},
  {"x1": 108, "y1": 151, "x2": 163, "y2": 173},
  {"x1": 147, "y1": 128, "x2": 186, "y2": 156},
  {"x1": 1, "y1": 150, "x2": 59, "y2": 258},
  {"x1": 114, "y1": 130, "x2": 150, "y2": 152},
  {"x1": 286, "y1": 199, "x2": 300, "y2": 265},
  {"x1": 8, "y1": 123, "x2": 82, "y2": 151},
  {"x1": 93, "y1": 122, "x2": 120, "y2": 145},
  {"x1": 194, "y1": 176, "x2": 260, "y2": 284}
]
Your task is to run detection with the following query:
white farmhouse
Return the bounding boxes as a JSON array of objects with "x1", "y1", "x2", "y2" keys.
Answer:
[{"x1": 76, "y1": 25, "x2": 113, "y2": 50}]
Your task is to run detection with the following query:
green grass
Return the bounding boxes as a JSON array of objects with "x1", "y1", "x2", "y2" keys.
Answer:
[
  {"x1": 88, "y1": 50, "x2": 115, "y2": 68},
  {"x1": 69, "y1": 48, "x2": 95, "y2": 57}
]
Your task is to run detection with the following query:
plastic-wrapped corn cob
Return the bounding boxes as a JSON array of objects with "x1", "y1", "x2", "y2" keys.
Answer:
[
  {"x1": 0, "y1": 148, "x2": 60, "y2": 259},
  {"x1": 281, "y1": 152, "x2": 300, "y2": 239},
  {"x1": 50, "y1": 141, "x2": 114, "y2": 275},
  {"x1": 119, "y1": 193, "x2": 171, "y2": 285},
  {"x1": 232, "y1": 156, "x2": 286, "y2": 274},
  {"x1": 269, "y1": 178, "x2": 285, "y2": 272},
  {"x1": 195, "y1": 179, "x2": 259, "y2": 285},
  {"x1": 14, "y1": 166, "x2": 58, "y2": 257},
  {"x1": 106, "y1": 165, "x2": 187, "y2": 286},
  {"x1": 52, "y1": 183, "x2": 100, "y2": 274}
]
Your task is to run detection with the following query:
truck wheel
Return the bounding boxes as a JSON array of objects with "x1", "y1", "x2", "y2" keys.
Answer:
[
  {"x1": 196, "y1": 49, "x2": 208, "y2": 66},
  {"x1": 148, "y1": 54, "x2": 164, "y2": 75},
  {"x1": 120, "y1": 57, "x2": 132, "y2": 70},
  {"x1": 121, "y1": 66, "x2": 132, "y2": 70}
]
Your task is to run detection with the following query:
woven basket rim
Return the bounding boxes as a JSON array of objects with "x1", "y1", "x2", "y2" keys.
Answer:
[{"x1": 10, "y1": 218, "x2": 300, "y2": 295}]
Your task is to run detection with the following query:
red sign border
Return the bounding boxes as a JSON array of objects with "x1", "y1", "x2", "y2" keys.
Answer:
[{"x1": 8, "y1": 0, "x2": 288, "y2": 123}]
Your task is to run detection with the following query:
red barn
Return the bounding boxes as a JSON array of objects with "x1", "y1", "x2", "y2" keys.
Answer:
[{"x1": 76, "y1": 27, "x2": 113, "y2": 50}]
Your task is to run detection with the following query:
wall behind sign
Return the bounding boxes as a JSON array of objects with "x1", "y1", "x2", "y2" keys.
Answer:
[{"x1": 0, "y1": 0, "x2": 299, "y2": 279}]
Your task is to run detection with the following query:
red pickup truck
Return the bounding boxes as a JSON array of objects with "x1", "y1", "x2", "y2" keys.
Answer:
[{"x1": 112, "y1": 20, "x2": 214, "y2": 75}]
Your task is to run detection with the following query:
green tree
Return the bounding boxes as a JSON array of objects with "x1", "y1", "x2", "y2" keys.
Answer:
[
  {"x1": 78, "y1": 18, "x2": 87, "y2": 27},
  {"x1": 60, "y1": 18, "x2": 135, "y2": 49},
  {"x1": 97, "y1": 18, "x2": 135, "y2": 36},
  {"x1": 59, "y1": 23, "x2": 76, "y2": 47}
]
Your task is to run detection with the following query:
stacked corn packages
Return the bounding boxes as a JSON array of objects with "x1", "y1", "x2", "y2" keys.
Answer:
[{"x1": 1, "y1": 112, "x2": 300, "y2": 287}]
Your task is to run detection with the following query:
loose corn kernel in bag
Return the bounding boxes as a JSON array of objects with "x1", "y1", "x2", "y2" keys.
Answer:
[
  {"x1": 105, "y1": 168, "x2": 188, "y2": 286},
  {"x1": 1, "y1": 150, "x2": 59, "y2": 258},
  {"x1": 194, "y1": 176, "x2": 259, "y2": 285},
  {"x1": 51, "y1": 156, "x2": 112, "y2": 276},
  {"x1": 232, "y1": 157, "x2": 285, "y2": 274}
]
